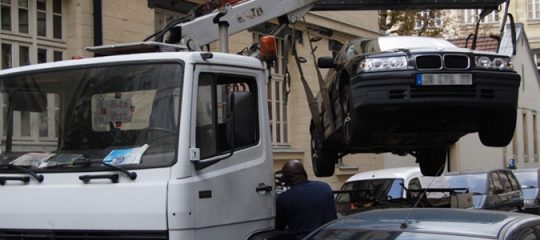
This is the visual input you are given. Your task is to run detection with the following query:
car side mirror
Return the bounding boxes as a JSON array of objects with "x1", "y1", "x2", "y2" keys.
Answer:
[{"x1": 317, "y1": 56, "x2": 336, "y2": 69}]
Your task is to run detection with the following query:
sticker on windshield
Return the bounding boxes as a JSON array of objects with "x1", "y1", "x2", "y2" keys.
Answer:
[
  {"x1": 103, "y1": 144, "x2": 149, "y2": 165},
  {"x1": 91, "y1": 90, "x2": 156, "y2": 131}
]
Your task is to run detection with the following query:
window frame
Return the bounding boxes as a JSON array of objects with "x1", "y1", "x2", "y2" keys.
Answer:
[
  {"x1": 253, "y1": 32, "x2": 289, "y2": 146},
  {"x1": 530, "y1": 0, "x2": 540, "y2": 20},
  {"x1": 195, "y1": 71, "x2": 260, "y2": 160},
  {"x1": 1, "y1": 0, "x2": 66, "y2": 70}
]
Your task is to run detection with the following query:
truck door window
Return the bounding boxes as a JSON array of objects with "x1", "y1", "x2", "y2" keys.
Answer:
[{"x1": 196, "y1": 72, "x2": 258, "y2": 159}]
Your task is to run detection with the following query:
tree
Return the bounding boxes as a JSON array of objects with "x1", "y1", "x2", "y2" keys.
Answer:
[{"x1": 379, "y1": 10, "x2": 446, "y2": 37}]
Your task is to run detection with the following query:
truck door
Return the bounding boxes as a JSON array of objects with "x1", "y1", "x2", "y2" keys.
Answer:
[{"x1": 190, "y1": 65, "x2": 274, "y2": 238}]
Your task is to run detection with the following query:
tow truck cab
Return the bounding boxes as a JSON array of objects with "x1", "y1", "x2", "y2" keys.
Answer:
[{"x1": 0, "y1": 52, "x2": 275, "y2": 239}]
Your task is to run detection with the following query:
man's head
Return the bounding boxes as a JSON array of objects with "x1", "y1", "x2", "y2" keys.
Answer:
[{"x1": 281, "y1": 160, "x2": 308, "y2": 186}]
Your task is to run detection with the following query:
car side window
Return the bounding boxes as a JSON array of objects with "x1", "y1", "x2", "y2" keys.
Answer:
[
  {"x1": 195, "y1": 72, "x2": 258, "y2": 159},
  {"x1": 490, "y1": 172, "x2": 504, "y2": 194},
  {"x1": 507, "y1": 172, "x2": 521, "y2": 190},
  {"x1": 408, "y1": 178, "x2": 422, "y2": 199},
  {"x1": 498, "y1": 171, "x2": 513, "y2": 192}
]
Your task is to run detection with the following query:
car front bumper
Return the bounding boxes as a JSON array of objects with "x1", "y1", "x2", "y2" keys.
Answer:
[{"x1": 350, "y1": 69, "x2": 520, "y2": 112}]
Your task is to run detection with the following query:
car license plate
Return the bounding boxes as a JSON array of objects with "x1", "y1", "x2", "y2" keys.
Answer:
[{"x1": 416, "y1": 73, "x2": 472, "y2": 86}]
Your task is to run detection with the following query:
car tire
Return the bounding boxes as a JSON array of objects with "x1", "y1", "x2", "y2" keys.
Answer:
[
  {"x1": 310, "y1": 122, "x2": 337, "y2": 177},
  {"x1": 478, "y1": 109, "x2": 517, "y2": 147},
  {"x1": 340, "y1": 85, "x2": 371, "y2": 146},
  {"x1": 416, "y1": 146, "x2": 447, "y2": 176}
]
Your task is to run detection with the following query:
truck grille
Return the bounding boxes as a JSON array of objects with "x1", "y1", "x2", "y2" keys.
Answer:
[
  {"x1": 0, "y1": 229, "x2": 168, "y2": 240},
  {"x1": 415, "y1": 54, "x2": 470, "y2": 70}
]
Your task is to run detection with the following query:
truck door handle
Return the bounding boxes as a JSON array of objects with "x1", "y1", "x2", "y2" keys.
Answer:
[{"x1": 256, "y1": 183, "x2": 272, "y2": 194}]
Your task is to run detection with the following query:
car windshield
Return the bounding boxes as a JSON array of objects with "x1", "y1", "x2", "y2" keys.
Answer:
[
  {"x1": 445, "y1": 173, "x2": 488, "y2": 194},
  {"x1": 338, "y1": 178, "x2": 405, "y2": 203},
  {"x1": 308, "y1": 229, "x2": 490, "y2": 240},
  {"x1": 0, "y1": 62, "x2": 183, "y2": 171},
  {"x1": 339, "y1": 37, "x2": 458, "y2": 61}
]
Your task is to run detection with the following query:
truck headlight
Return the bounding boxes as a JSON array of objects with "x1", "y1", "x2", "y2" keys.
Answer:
[
  {"x1": 474, "y1": 55, "x2": 513, "y2": 71},
  {"x1": 357, "y1": 56, "x2": 408, "y2": 73}
]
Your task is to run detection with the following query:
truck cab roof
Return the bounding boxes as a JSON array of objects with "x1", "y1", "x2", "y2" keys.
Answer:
[{"x1": 0, "y1": 51, "x2": 264, "y2": 77}]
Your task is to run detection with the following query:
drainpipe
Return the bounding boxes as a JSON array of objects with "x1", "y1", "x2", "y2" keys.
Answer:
[{"x1": 93, "y1": 0, "x2": 103, "y2": 46}]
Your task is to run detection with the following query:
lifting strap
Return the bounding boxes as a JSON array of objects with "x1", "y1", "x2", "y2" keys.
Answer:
[
  {"x1": 290, "y1": 23, "x2": 326, "y2": 145},
  {"x1": 303, "y1": 20, "x2": 335, "y2": 131}
]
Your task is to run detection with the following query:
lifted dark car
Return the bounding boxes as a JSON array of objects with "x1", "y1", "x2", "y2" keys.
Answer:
[{"x1": 311, "y1": 36, "x2": 520, "y2": 177}]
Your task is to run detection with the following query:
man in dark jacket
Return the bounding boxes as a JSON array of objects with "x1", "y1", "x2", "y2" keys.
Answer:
[{"x1": 275, "y1": 160, "x2": 337, "y2": 239}]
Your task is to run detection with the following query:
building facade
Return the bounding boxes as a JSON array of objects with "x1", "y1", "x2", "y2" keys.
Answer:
[{"x1": 0, "y1": 0, "x2": 381, "y2": 189}]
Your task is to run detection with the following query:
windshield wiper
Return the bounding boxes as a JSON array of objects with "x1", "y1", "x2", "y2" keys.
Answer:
[
  {"x1": 101, "y1": 162, "x2": 137, "y2": 180},
  {"x1": 0, "y1": 164, "x2": 44, "y2": 183},
  {"x1": 42, "y1": 154, "x2": 137, "y2": 180}
]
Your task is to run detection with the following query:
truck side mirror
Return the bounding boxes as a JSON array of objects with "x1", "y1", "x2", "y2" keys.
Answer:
[
  {"x1": 317, "y1": 56, "x2": 336, "y2": 69},
  {"x1": 227, "y1": 91, "x2": 256, "y2": 148}
]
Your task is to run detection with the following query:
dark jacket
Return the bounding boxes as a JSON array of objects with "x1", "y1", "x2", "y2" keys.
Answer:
[{"x1": 276, "y1": 180, "x2": 337, "y2": 239}]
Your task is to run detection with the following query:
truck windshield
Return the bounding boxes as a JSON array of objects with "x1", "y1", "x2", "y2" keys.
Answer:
[{"x1": 0, "y1": 62, "x2": 183, "y2": 171}]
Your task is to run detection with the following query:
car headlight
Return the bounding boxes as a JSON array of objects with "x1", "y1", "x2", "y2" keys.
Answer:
[
  {"x1": 357, "y1": 56, "x2": 408, "y2": 73},
  {"x1": 474, "y1": 55, "x2": 514, "y2": 71}
]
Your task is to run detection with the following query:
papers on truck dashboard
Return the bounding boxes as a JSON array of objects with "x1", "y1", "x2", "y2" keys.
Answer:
[
  {"x1": 103, "y1": 144, "x2": 148, "y2": 165},
  {"x1": 10, "y1": 153, "x2": 55, "y2": 167}
]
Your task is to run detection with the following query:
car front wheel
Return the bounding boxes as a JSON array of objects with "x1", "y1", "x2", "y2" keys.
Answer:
[
  {"x1": 416, "y1": 146, "x2": 447, "y2": 176},
  {"x1": 340, "y1": 85, "x2": 370, "y2": 146},
  {"x1": 478, "y1": 109, "x2": 517, "y2": 147},
  {"x1": 310, "y1": 121, "x2": 337, "y2": 177}
]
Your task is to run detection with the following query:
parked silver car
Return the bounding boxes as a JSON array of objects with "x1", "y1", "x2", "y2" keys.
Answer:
[
  {"x1": 444, "y1": 169, "x2": 523, "y2": 211},
  {"x1": 303, "y1": 208, "x2": 540, "y2": 240},
  {"x1": 513, "y1": 168, "x2": 540, "y2": 214}
]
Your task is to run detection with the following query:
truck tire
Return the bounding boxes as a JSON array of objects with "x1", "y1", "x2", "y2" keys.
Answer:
[
  {"x1": 340, "y1": 85, "x2": 371, "y2": 146},
  {"x1": 416, "y1": 146, "x2": 447, "y2": 176},
  {"x1": 478, "y1": 109, "x2": 517, "y2": 147},
  {"x1": 310, "y1": 122, "x2": 337, "y2": 177}
]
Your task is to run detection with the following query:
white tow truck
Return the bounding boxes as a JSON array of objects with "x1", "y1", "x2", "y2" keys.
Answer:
[{"x1": 0, "y1": 0, "x2": 509, "y2": 239}]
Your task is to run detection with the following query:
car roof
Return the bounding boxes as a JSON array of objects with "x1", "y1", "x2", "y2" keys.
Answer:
[
  {"x1": 445, "y1": 168, "x2": 510, "y2": 176},
  {"x1": 321, "y1": 208, "x2": 540, "y2": 238},
  {"x1": 513, "y1": 168, "x2": 540, "y2": 173},
  {"x1": 346, "y1": 167, "x2": 421, "y2": 182}
]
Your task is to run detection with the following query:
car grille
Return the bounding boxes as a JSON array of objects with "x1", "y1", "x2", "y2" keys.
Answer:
[
  {"x1": 415, "y1": 54, "x2": 470, "y2": 70},
  {"x1": 415, "y1": 55, "x2": 441, "y2": 69},
  {"x1": 0, "y1": 229, "x2": 168, "y2": 240}
]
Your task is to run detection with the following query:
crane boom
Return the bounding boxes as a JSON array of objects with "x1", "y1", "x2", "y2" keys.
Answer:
[{"x1": 174, "y1": 0, "x2": 317, "y2": 51}]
